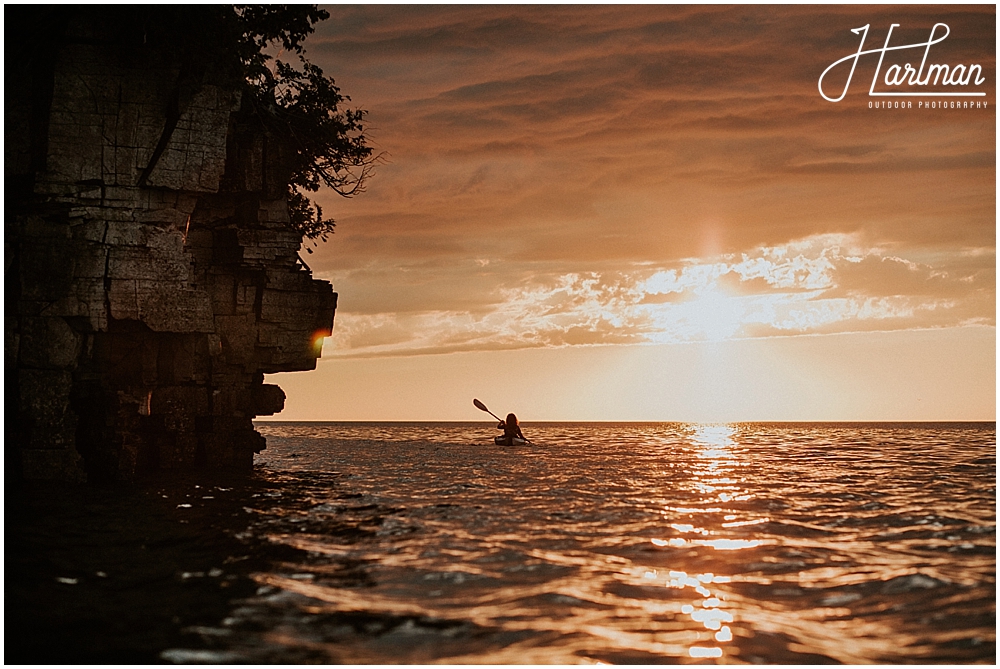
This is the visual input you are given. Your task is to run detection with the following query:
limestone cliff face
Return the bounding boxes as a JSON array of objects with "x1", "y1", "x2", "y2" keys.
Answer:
[{"x1": 6, "y1": 9, "x2": 336, "y2": 482}]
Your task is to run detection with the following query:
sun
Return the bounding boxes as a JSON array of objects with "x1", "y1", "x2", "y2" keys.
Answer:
[
  {"x1": 644, "y1": 284, "x2": 746, "y2": 343},
  {"x1": 687, "y1": 286, "x2": 746, "y2": 341},
  {"x1": 640, "y1": 282, "x2": 750, "y2": 344}
]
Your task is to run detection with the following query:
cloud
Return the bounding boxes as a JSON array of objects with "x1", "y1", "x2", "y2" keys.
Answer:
[
  {"x1": 295, "y1": 6, "x2": 993, "y2": 358},
  {"x1": 322, "y1": 233, "x2": 994, "y2": 357}
]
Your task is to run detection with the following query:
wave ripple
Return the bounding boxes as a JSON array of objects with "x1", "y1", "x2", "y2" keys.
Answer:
[{"x1": 175, "y1": 422, "x2": 995, "y2": 663}]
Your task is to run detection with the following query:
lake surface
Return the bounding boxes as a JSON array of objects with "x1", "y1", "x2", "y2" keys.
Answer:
[{"x1": 8, "y1": 422, "x2": 995, "y2": 663}]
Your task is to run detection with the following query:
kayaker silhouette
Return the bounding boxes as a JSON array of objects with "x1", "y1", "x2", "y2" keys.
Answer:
[
  {"x1": 496, "y1": 413, "x2": 527, "y2": 446},
  {"x1": 473, "y1": 398, "x2": 530, "y2": 445}
]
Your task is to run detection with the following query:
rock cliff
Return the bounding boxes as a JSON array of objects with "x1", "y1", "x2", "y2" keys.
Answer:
[{"x1": 6, "y1": 8, "x2": 336, "y2": 482}]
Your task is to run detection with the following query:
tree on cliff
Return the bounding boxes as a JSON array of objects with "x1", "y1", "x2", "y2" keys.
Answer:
[{"x1": 234, "y1": 5, "x2": 378, "y2": 243}]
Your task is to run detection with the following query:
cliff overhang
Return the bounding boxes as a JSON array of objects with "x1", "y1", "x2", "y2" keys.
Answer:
[{"x1": 6, "y1": 7, "x2": 336, "y2": 482}]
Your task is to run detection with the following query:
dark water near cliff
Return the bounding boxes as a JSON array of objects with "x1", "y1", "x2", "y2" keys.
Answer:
[{"x1": 7, "y1": 422, "x2": 996, "y2": 664}]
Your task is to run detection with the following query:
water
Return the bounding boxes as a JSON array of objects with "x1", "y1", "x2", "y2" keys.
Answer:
[{"x1": 7, "y1": 422, "x2": 995, "y2": 663}]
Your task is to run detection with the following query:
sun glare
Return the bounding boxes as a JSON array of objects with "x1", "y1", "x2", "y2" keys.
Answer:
[{"x1": 685, "y1": 286, "x2": 745, "y2": 341}]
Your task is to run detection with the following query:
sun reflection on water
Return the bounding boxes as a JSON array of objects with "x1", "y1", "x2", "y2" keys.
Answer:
[{"x1": 646, "y1": 424, "x2": 768, "y2": 660}]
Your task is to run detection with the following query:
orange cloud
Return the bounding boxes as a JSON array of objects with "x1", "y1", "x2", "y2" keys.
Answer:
[
  {"x1": 317, "y1": 233, "x2": 993, "y2": 357},
  {"x1": 296, "y1": 6, "x2": 993, "y2": 357}
]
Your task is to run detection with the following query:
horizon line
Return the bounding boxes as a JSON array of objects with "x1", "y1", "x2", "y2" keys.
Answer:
[{"x1": 254, "y1": 419, "x2": 996, "y2": 425}]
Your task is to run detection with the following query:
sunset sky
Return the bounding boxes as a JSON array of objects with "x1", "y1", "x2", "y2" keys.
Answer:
[{"x1": 265, "y1": 5, "x2": 995, "y2": 422}]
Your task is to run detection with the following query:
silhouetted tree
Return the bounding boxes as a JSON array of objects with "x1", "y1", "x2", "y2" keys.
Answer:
[{"x1": 234, "y1": 5, "x2": 377, "y2": 242}]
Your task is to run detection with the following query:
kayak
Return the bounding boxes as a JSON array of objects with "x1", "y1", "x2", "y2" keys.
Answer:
[{"x1": 494, "y1": 435, "x2": 529, "y2": 446}]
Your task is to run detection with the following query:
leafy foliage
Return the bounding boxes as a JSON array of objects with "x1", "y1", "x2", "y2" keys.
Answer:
[
  {"x1": 286, "y1": 188, "x2": 333, "y2": 246},
  {"x1": 234, "y1": 5, "x2": 377, "y2": 240}
]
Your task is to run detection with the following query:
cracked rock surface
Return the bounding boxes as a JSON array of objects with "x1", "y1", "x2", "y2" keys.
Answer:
[{"x1": 7, "y1": 8, "x2": 335, "y2": 482}]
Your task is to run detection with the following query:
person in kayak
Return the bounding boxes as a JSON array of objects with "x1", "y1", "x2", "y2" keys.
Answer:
[{"x1": 496, "y1": 413, "x2": 527, "y2": 445}]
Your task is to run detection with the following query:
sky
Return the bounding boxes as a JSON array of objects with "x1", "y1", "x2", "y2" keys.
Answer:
[{"x1": 264, "y1": 5, "x2": 995, "y2": 422}]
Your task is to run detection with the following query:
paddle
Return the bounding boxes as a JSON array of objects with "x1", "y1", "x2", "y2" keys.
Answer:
[
  {"x1": 473, "y1": 398, "x2": 502, "y2": 423},
  {"x1": 473, "y1": 399, "x2": 532, "y2": 444}
]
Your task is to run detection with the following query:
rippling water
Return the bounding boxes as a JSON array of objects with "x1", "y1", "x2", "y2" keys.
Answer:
[{"x1": 8, "y1": 422, "x2": 995, "y2": 664}]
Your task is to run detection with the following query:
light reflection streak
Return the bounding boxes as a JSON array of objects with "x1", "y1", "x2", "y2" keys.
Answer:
[
  {"x1": 665, "y1": 506, "x2": 723, "y2": 513},
  {"x1": 652, "y1": 537, "x2": 764, "y2": 550},
  {"x1": 646, "y1": 424, "x2": 769, "y2": 659},
  {"x1": 670, "y1": 523, "x2": 709, "y2": 535},
  {"x1": 723, "y1": 517, "x2": 769, "y2": 528}
]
